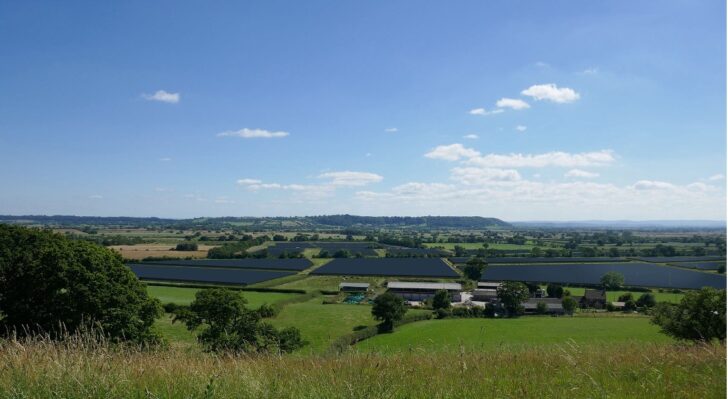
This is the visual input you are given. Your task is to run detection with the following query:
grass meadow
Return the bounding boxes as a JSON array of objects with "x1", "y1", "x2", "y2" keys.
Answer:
[
  {"x1": 146, "y1": 285, "x2": 302, "y2": 306},
  {"x1": 0, "y1": 337, "x2": 723, "y2": 398}
]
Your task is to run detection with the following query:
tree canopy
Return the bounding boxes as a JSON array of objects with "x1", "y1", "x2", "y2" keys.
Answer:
[
  {"x1": 651, "y1": 287, "x2": 726, "y2": 342},
  {"x1": 463, "y1": 257, "x2": 486, "y2": 280},
  {"x1": 600, "y1": 271, "x2": 625, "y2": 290},
  {"x1": 496, "y1": 282, "x2": 530, "y2": 317},
  {"x1": 0, "y1": 225, "x2": 162, "y2": 343},
  {"x1": 372, "y1": 292, "x2": 407, "y2": 331}
]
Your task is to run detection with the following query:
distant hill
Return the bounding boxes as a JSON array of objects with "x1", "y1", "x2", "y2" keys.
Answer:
[
  {"x1": 511, "y1": 220, "x2": 726, "y2": 230},
  {"x1": 0, "y1": 214, "x2": 511, "y2": 230}
]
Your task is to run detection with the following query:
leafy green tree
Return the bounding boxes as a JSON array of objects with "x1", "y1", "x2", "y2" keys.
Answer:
[
  {"x1": 174, "y1": 288, "x2": 305, "y2": 353},
  {"x1": 463, "y1": 257, "x2": 486, "y2": 280},
  {"x1": 636, "y1": 293, "x2": 656, "y2": 308},
  {"x1": 618, "y1": 292, "x2": 634, "y2": 302},
  {"x1": 600, "y1": 272, "x2": 625, "y2": 290},
  {"x1": 651, "y1": 287, "x2": 726, "y2": 341},
  {"x1": 372, "y1": 292, "x2": 407, "y2": 331},
  {"x1": 562, "y1": 296, "x2": 578, "y2": 315},
  {"x1": 175, "y1": 242, "x2": 198, "y2": 251},
  {"x1": 546, "y1": 283, "x2": 564, "y2": 298},
  {"x1": 496, "y1": 282, "x2": 530, "y2": 317},
  {"x1": 623, "y1": 299, "x2": 637, "y2": 311},
  {"x1": 536, "y1": 301, "x2": 548, "y2": 314},
  {"x1": 431, "y1": 290, "x2": 451, "y2": 310},
  {"x1": 0, "y1": 225, "x2": 162, "y2": 343}
]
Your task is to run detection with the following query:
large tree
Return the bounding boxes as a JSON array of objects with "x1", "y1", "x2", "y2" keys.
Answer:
[
  {"x1": 372, "y1": 292, "x2": 407, "y2": 331},
  {"x1": 651, "y1": 287, "x2": 725, "y2": 342},
  {"x1": 496, "y1": 282, "x2": 530, "y2": 317},
  {"x1": 0, "y1": 225, "x2": 162, "y2": 343},
  {"x1": 463, "y1": 257, "x2": 486, "y2": 281},
  {"x1": 600, "y1": 271, "x2": 625, "y2": 290}
]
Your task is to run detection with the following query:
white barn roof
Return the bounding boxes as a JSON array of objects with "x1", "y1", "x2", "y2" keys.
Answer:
[{"x1": 387, "y1": 281, "x2": 462, "y2": 291}]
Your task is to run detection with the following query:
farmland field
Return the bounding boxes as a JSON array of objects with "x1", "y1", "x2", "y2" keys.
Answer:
[
  {"x1": 312, "y1": 257, "x2": 459, "y2": 278},
  {"x1": 108, "y1": 244, "x2": 215, "y2": 259},
  {"x1": 142, "y1": 258, "x2": 313, "y2": 271},
  {"x1": 481, "y1": 262, "x2": 726, "y2": 289},
  {"x1": 560, "y1": 287, "x2": 685, "y2": 303},
  {"x1": 356, "y1": 317, "x2": 672, "y2": 353},
  {"x1": 128, "y1": 264, "x2": 295, "y2": 285},
  {"x1": 146, "y1": 285, "x2": 302, "y2": 306}
]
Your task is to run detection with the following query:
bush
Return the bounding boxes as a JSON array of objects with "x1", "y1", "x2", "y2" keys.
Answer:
[
  {"x1": 175, "y1": 242, "x2": 198, "y2": 251},
  {"x1": 623, "y1": 299, "x2": 637, "y2": 311},
  {"x1": 163, "y1": 303, "x2": 181, "y2": 313},
  {"x1": 618, "y1": 293, "x2": 634, "y2": 302},
  {"x1": 536, "y1": 301, "x2": 548, "y2": 314},
  {"x1": 562, "y1": 296, "x2": 578, "y2": 315},
  {"x1": 546, "y1": 283, "x2": 564, "y2": 298},
  {"x1": 435, "y1": 308, "x2": 451, "y2": 319},
  {"x1": 651, "y1": 287, "x2": 726, "y2": 342},
  {"x1": 432, "y1": 290, "x2": 451, "y2": 310},
  {"x1": 257, "y1": 303, "x2": 279, "y2": 318},
  {"x1": 0, "y1": 225, "x2": 162, "y2": 344},
  {"x1": 636, "y1": 293, "x2": 656, "y2": 308},
  {"x1": 451, "y1": 306, "x2": 482, "y2": 318}
]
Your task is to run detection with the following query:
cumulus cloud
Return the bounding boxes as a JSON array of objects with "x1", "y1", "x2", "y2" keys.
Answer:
[
  {"x1": 469, "y1": 108, "x2": 504, "y2": 116},
  {"x1": 496, "y1": 98, "x2": 530, "y2": 110},
  {"x1": 237, "y1": 178, "x2": 262, "y2": 185},
  {"x1": 565, "y1": 169, "x2": 599, "y2": 178},
  {"x1": 708, "y1": 174, "x2": 725, "y2": 181},
  {"x1": 631, "y1": 180, "x2": 676, "y2": 190},
  {"x1": 450, "y1": 167, "x2": 522, "y2": 184},
  {"x1": 142, "y1": 90, "x2": 180, "y2": 104},
  {"x1": 515, "y1": 125, "x2": 527, "y2": 132},
  {"x1": 466, "y1": 150, "x2": 615, "y2": 168},
  {"x1": 218, "y1": 128, "x2": 289, "y2": 139},
  {"x1": 318, "y1": 171, "x2": 383, "y2": 186},
  {"x1": 463, "y1": 134, "x2": 479, "y2": 139},
  {"x1": 385, "y1": 127, "x2": 398, "y2": 133},
  {"x1": 425, "y1": 144, "x2": 481, "y2": 161},
  {"x1": 521, "y1": 83, "x2": 580, "y2": 103}
]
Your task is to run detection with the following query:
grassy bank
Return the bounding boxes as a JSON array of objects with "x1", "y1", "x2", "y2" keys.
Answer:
[{"x1": 0, "y1": 338, "x2": 722, "y2": 398}]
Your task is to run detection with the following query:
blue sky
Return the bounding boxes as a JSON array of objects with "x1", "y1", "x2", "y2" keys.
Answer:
[{"x1": 0, "y1": 1, "x2": 725, "y2": 220}]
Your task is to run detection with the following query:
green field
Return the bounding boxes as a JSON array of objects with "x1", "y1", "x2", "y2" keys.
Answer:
[
  {"x1": 146, "y1": 285, "x2": 302, "y2": 307},
  {"x1": 356, "y1": 317, "x2": 671, "y2": 353},
  {"x1": 561, "y1": 287, "x2": 685, "y2": 303}
]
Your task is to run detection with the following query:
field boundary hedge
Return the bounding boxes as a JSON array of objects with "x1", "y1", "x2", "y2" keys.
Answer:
[{"x1": 326, "y1": 312, "x2": 433, "y2": 355}]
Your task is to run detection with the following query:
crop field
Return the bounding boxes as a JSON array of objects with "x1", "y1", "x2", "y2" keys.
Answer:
[
  {"x1": 355, "y1": 317, "x2": 672, "y2": 353},
  {"x1": 266, "y1": 242, "x2": 380, "y2": 257},
  {"x1": 128, "y1": 264, "x2": 295, "y2": 285},
  {"x1": 311, "y1": 258, "x2": 459, "y2": 278},
  {"x1": 108, "y1": 244, "x2": 215, "y2": 259},
  {"x1": 450, "y1": 256, "x2": 627, "y2": 264},
  {"x1": 142, "y1": 258, "x2": 313, "y2": 271},
  {"x1": 146, "y1": 285, "x2": 302, "y2": 306},
  {"x1": 667, "y1": 261, "x2": 725, "y2": 270},
  {"x1": 481, "y1": 262, "x2": 726, "y2": 289}
]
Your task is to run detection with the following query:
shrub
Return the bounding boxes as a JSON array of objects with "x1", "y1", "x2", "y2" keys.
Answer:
[
  {"x1": 623, "y1": 299, "x2": 637, "y2": 311},
  {"x1": 546, "y1": 283, "x2": 564, "y2": 298},
  {"x1": 618, "y1": 293, "x2": 634, "y2": 302},
  {"x1": 463, "y1": 258, "x2": 486, "y2": 280},
  {"x1": 257, "y1": 303, "x2": 279, "y2": 318},
  {"x1": 432, "y1": 290, "x2": 451, "y2": 310},
  {"x1": 536, "y1": 301, "x2": 548, "y2": 314},
  {"x1": 651, "y1": 287, "x2": 726, "y2": 342},
  {"x1": 636, "y1": 293, "x2": 656, "y2": 308},
  {"x1": 435, "y1": 308, "x2": 450, "y2": 319},
  {"x1": 175, "y1": 242, "x2": 198, "y2": 251},
  {"x1": 562, "y1": 296, "x2": 578, "y2": 315},
  {"x1": 0, "y1": 225, "x2": 162, "y2": 344}
]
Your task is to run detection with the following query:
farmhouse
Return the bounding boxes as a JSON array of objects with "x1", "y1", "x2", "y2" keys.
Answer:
[
  {"x1": 523, "y1": 298, "x2": 565, "y2": 314},
  {"x1": 580, "y1": 289, "x2": 607, "y2": 309},
  {"x1": 386, "y1": 281, "x2": 462, "y2": 302},
  {"x1": 339, "y1": 282, "x2": 370, "y2": 292}
]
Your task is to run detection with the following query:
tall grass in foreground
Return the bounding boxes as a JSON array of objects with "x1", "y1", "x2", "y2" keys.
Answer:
[{"x1": 0, "y1": 334, "x2": 724, "y2": 398}]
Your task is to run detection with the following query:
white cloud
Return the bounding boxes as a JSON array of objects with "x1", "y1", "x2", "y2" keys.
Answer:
[
  {"x1": 218, "y1": 128, "x2": 289, "y2": 139},
  {"x1": 88, "y1": 194, "x2": 103, "y2": 199},
  {"x1": 469, "y1": 108, "x2": 504, "y2": 116},
  {"x1": 450, "y1": 167, "x2": 522, "y2": 184},
  {"x1": 385, "y1": 127, "x2": 398, "y2": 133},
  {"x1": 463, "y1": 134, "x2": 479, "y2": 140},
  {"x1": 159, "y1": 157, "x2": 172, "y2": 162},
  {"x1": 496, "y1": 98, "x2": 530, "y2": 110},
  {"x1": 466, "y1": 150, "x2": 615, "y2": 168},
  {"x1": 708, "y1": 174, "x2": 725, "y2": 181},
  {"x1": 631, "y1": 180, "x2": 676, "y2": 190},
  {"x1": 318, "y1": 171, "x2": 383, "y2": 186},
  {"x1": 515, "y1": 125, "x2": 527, "y2": 132},
  {"x1": 142, "y1": 90, "x2": 180, "y2": 104},
  {"x1": 521, "y1": 84, "x2": 580, "y2": 103},
  {"x1": 535, "y1": 61, "x2": 550, "y2": 68},
  {"x1": 425, "y1": 143, "x2": 481, "y2": 161},
  {"x1": 565, "y1": 169, "x2": 599, "y2": 178},
  {"x1": 237, "y1": 178, "x2": 262, "y2": 185}
]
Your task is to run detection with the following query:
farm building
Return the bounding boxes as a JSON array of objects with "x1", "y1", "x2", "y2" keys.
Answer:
[
  {"x1": 477, "y1": 281, "x2": 502, "y2": 289},
  {"x1": 386, "y1": 281, "x2": 462, "y2": 302},
  {"x1": 339, "y1": 282, "x2": 370, "y2": 292},
  {"x1": 523, "y1": 298, "x2": 565, "y2": 314},
  {"x1": 472, "y1": 288, "x2": 498, "y2": 302},
  {"x1": 580, "y1": 289, "x2": 607, "y2": 309},
  {"x1": 610, "y1": 301, "x2": 626, "y2": 310}
]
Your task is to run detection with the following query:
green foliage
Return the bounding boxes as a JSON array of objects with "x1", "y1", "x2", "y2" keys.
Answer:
[
  {"x1": 175, "y1": 242, "x2": 199, "y2": 251},
  {"x1": 636, "y1": 293, "x2": 656, "y2": 308},
  {"x1": 371, "y1": 293, "x2": 407, "y2": 331},
  {"x1": 431, "y1": 290, "x2": 451, "y2": 310},
  {"x1": 651, "y1": 287, "x2": 726, "y2": 342},
  {"x1": 536, "y1": 301, "x2": 548, "y2": 314},
  {"x1": 174, "y1": 288, "x2": 305, "y2": 353},
  {"x1": 463, "y1": 258, "x2": 486, "y2": 280},
  {"x1": 496, "y1": 282, "x2": 530, "y2": 317},
  {"x1": 600, "y1": 271, "x2": 625, "y2": 290},
  {"x1": 0, "y1": 225, "x2": 162, "y2": 343},
  {"x1": 618, "y1": 292, "x2": 634, "y2": 302},
  {"x1": 623, "y1": 299, "x2": 637, "y2": 311},
  {"x1": 546, "y1": 283, "x2": 564, "y2": 298},
  {"x1": 562, "y1": 296, "x2": 578, "y2": 315}
]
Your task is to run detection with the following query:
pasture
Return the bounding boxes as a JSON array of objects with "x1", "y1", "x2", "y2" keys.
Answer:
[
  {"x1": 146, "y1": 285, "x2": 302, "y2": 306},
  {"x1": 142, "y1": 258, "x2": 313, "y2": 271},
  {"x1": 356, "y1": 317, "x2": 672, "y2": 353}
]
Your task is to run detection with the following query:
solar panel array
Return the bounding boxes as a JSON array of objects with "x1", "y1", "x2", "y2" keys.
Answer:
[
  {"x1": 142, "y1": 258, "x2": 312, "y2": 271},
  {"x1": 449, "y1": 257, "x2": 627, "y2": 264},
  {"x1": 128, "y1": 264, "x2": 295, "y2": 285},
  {"x1": 312, "y1": 258, "x2": 459, "y2": 278},
  {"x1": 480, "y1": 262, "x2": 726, "y2": 290},
  {"x1": 266, "y1": 242, "x2": 379, "y2": 257},
  {"x1": 666, "y1": 261, "x2": 726, "y2": 271},
  {"x1": 635, "y1": 256, "x2": 726, "y2": 263}
]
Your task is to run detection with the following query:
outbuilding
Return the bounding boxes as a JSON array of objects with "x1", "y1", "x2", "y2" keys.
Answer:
[
  {"x1": 386, "y1": 281, "x2": 462, "y2": 302},
  {"x1": 523, "y1": 298, "x2": 565, "y2": 314},
  {"x1": 580, "y1": 289, "x2": 607, "y2": 309},
  {"x1": 339, "y1": 282, "x2": 370, "y2": 292}
]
